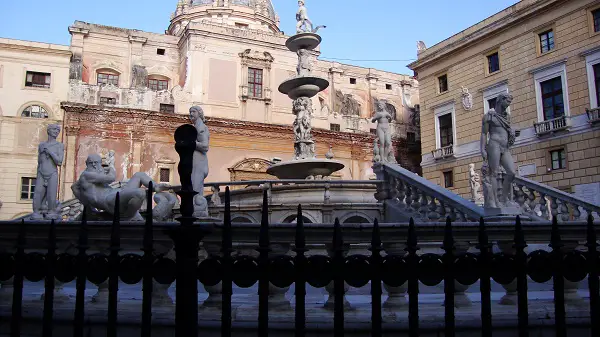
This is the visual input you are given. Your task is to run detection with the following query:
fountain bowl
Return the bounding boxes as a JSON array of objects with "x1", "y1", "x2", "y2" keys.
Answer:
[
  {"x1": 285, "y1": 33, "x2": 322, "y2": 52},
  {"x1": 278, "y1": 76, "x2": 329, "y2": 99},
  {"x1": 266, "y1": 159, "x2": 345, "y2": 180}
]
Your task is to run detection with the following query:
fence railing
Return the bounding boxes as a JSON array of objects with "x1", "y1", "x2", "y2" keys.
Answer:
[
  {"x1": 1, "y1": 183, "x2": 600, "y2": 336},
  {"x1": 534, "y1": 115, "x2": 569, "y2": 135},
  {"x1": 587, "y1": 107, "x2": 600, "y2": 124},
  {"x1": 431, "y1": 145, "x2": 454, "y2": 160}
]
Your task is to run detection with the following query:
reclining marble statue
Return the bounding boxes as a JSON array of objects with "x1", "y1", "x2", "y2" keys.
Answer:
[
  {"x1": 480, "y1": 92, "x2": 521, "y2": 214},
  {"x1": 31, "y1": 124, "x2": 64, "y2": 220},
  {"x1": 72, "y1": 154, "x2": 172, "y2": 220},
  {"x1": 189, "y1": 105, "x2": 210, "y2": 218}
]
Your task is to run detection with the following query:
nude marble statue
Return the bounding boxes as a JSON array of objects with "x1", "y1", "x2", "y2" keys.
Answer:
[
  {"x1": 297, "y1": 49, "x2": 312, "y2": 77},
  {"x1": 480, "y1": 93, "x2": 519, "y2": 210},
  {"x1": 468, "y1": 163, "x2": 484, "y2": 205},
  {"x1": 371, "y1": 101, "x2": 396, "y2": 163},
  {"x1": 72, "y1": 154, "x2": 169, "y2": 220},
  {"x1": 31, "y1": 124, "x2": 64, "y2": 220},
  {"x1": 296, "y1": 0, "x2": 313, "y2": 34},
  {"x1": 189, "y1": 106, "x2": 210, "y2": 217}
]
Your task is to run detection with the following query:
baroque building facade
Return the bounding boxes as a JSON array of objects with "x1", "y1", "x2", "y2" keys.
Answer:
[
  {"x1": 0, "y1": 0, "x2": 420, "y2": 219},
  {"x1": 409, "y1": 0, "x2": 600, "y2": 203}
]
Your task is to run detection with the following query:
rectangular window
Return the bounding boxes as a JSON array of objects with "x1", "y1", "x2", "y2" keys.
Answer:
[
  {"x1": 99, "y1": 97, "x2": 116, "y2": 105},
  {"x1": 487, "y1": 52, "x2": 500, "y2": 73},
  {"x1": 159, "y1": 168, "x2": 170, "y2": 183},
  {"x1": 407, "y1": 132, "x2": 416, "y2": 143},
  {"x1": 438, "y1": 113, "x2": 453, "y2": 148},
  {"x1": 157, "y1": 48, "x2": 166, "y2": 55},
  {"x1": 149, "y1": 79, "x2": 168, "y2": 91},
  {"x1": 25, "y1": 71, "x2": 51, "y2": 88},
  {"x1": 330, "y1": 123, "x2": 341, "y2": 132},
  {"x1": 594, "y1": 63, "x2": 600, "y2": 106},
  {"x1": 160, "y1": 104, "x2": 175, "y2": 114},
  {"x1": 350, "y1": 78, "x2": 357, "y2": 84},
  {"x1": 235, "y1": 23, "x2": 249, "y2": 29},
  {"x1": 386, "y1": 84, "x2": 392, "y2": 90},
  {"x1": 438, "y1": 74, "x2": 448, "y2": 93},
  {"x1": 20, "y1": 177, "x2": 36, "y2": 200},
  {"x1": 540, "y1": 77, "x2": 564, "y2": 120},
  {"x1": 593, "y1": 9, "x2": 600, "y2": 32},
  {"x1": 443, "y1": 171, "x2": 454, "y2": 188},
  {"x1": 97, "y1": 73, "x2": 119, "y2": 86},
  {"x1": 370, "y1": 128, "x2": 376, "y2": 135},
  {"x1": 248, "y1": 68, "x2": 263, "y2": 98},
  {"x1": 487, "y1": 97, "x2": 497, "y2": 111},
  {"x1": 550, "y1": 149, "x2": 566, "y2": 170},
  {"x1": 539, "y1": 30, "x2": 555, "y2": 54}
]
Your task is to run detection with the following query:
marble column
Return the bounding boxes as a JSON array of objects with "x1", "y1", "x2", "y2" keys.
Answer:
[
  {"x1": 446, "y1": 241, "x2": 472, "y2": 308},
  {"x1": 382, "y1": 243, "x2": 407, "y2": 309},
  {"x1": 152, "y1": 280, "x2": 174, "y2": 307},
  {"x1": 324, "y1": 243, "x2": 351, "y2": 310},
  {"x1": 497, "y1": 240, "x2": 517, "y2": 305},
  {"x1": 200, "y1": 243, "x2": 222, "y2": 310}
]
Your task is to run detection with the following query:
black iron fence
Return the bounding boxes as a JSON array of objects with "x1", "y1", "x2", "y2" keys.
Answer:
[{"x1": 0, "y1": 185, "x2": 599, "y2": 337}]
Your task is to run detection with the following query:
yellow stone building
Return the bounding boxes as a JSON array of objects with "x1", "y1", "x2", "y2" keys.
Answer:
[
  {"x1": 409, "y1": 0, "x2": 600, "y2": 203},
  {"x1": 0, "y1": 1, "x2": 421, "y2": 220}
]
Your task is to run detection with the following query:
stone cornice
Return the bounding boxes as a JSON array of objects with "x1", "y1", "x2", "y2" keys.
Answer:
[
  {"x1": 408, "y1": 0, "x2": 564, "y2": 71},
  {"x1": 0, "y1": 42, "x2": 71, "y2": 58}
]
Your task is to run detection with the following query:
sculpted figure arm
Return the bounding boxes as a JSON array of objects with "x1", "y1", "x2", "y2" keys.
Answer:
[
  {"x1": 480, "y1": 114, "x2": 489, "y2": 161},
  {"x1": 46, "y1": 143, "x2": 65, "y2": 166},
  {"x1": 196, "y1": 128, "x2": 209, "y2": 153},
  {"x1": 83, "y1": 167, "x2": 117, "y2": 185}
]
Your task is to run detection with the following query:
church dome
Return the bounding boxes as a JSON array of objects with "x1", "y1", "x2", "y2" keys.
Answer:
[{"x1": 168, "y1": 0, "x2": 280, "y2": 36}]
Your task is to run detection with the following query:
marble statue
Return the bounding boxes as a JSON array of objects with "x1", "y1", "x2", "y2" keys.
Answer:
[
  {"x1": 480, "y1": 162, "x2": 493, "y2": 208},
  {"x1": 131, "y1": 65, "x2": 148, "y2": 89},
  {"x1": 325, "y1": 145, "x2": 334, "y2": 160},
  {"x1": 468, "y1": 163, "x2": 484, "y2": 205},
  {"x1": 106, "y1": 150, "x2": 115, "y2": 171},
  {"x1": 72, "y1": 154, "x2": 170, "y2": 220},
  {"x1": 31, "y1": 124, "x2": 64, "y2": 220},
  {"x1": 417, "y1": 41, "x2": 427, "y2": 52},
  {"x1": 297, "y1": 49, "x2": 312, "y2": 77},
  {"x1": 296, "y1": 0, "x2": 326, "y2": 34},
  {"x1": 372, "y1": 139, "x2": 381, "y2": 163},
  {"x1": 292, "y1": 97, "x2": 315, "y2": 160},
  {"x1": 461, "y1": 87, "x2": 473, "y2": 111},
  {"x1": 189, "y1": 106, "x2": 210, "y2": 217},
  {"x1": 480, "y1": 92, "x2": 518, "y2": 210},
  {"x1": 371, "y1": 101, "x2": 396, "y2": 164}
]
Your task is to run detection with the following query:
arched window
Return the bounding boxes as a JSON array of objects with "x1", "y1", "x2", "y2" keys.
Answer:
[
  {"x1": 342, "y1": 216, "x2": 371, "y2": 224},
  {"x1": 21, "y1": 105, "x2": 48, "y2": 118},
  {"x1": 282, "y1": 215, "x2": 313, "y2": 224},
  {"x1": 231, "y1": 217, "x2": 254, "y2": 224}
]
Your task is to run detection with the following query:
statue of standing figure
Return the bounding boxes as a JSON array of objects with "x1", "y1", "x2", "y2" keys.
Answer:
[
  {"x1": 480, "y1": 93, "x2": 519, "y2": 210},
  {"x1": 468, "y1": 163, "x2": 484, "y2": 205},
  {"x1": 292, "y1": 97, "x2": 315, "y2": 160},
  {"x1": 31, "y1": 124, "x2": 64, "y2": 220},
  {"x1": 296, "y1": 0, "x2": 314, "y2": 34},
  {"x1": 297, "y1": 49, "x2": 312, "y2": 77},
  {"x1": 189, "y1": 106, "x2": 210, "y2": 217},
  {"x1": 371, "y1": 101, "x2": 396, "y2": 164}
]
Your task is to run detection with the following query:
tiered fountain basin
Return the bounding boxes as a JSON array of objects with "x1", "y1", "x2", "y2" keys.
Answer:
[
  {"x1": 266, "y1": 158, "x2": 345, "y2": 180},
  {"x1": 278, "y1": 76, "x2": 329, "y2": 100},
  {"x1": 285, "y1": 32, "x2": 322, "y2": 52}
]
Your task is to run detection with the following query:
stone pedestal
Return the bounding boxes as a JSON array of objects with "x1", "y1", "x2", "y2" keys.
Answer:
[
  {"x1": 152, "y1": 280, "x2": 174, "y2": 307},
  {"x1": 0, "y1": 278, "x2": 14, "y2": 304},
  {"x1": 268, "y1": 243, "x2": 291, "y2": 310},
  {"x1": 444, "y1": 242, "x2": 472, "y2": 308},
  {"x1": 499, "y1": 279, "x2": 518, "y2": 305},
  {"x1": 382, "y1": 243, "x2": 407, "y2": 309},
  {"x1": 201, "y1": 282, "x2": 222, "y2": 308},
  {"x1": 40, "y1": 280, "x2": 71, "y2": 302},
  {"x1": 91, "y1": 281, "x2": 110, "y2": 304},
  {"x1": 324, "y1": 243, "x2": 351, "y2": 310}
]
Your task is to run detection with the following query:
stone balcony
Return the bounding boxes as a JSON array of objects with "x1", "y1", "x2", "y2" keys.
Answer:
[
  {"x1": 431, "y1": 144, "x2": 454, "y2": 160},
  {"x1": 586, "y1": 107, "x2": 600, "y2": 124},
  {"x1": 68, "y1": 80, "x2": 175, "y2": 112},
  {"x1": 533, "y1": 115, "x2": 570, "y2": 136}
]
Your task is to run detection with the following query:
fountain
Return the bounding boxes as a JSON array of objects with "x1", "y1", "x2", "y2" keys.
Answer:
[{"x1": 266, "y1": 1, "x2": 344, "y2": 180}]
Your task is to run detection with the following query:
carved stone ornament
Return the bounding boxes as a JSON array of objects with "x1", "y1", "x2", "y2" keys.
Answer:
[
  {"x1": 461, "y1": 86, "x2": 473, "y2": 111},
  {"x1": 239, "y1": 49, "x2": 274, "y2": 68}
]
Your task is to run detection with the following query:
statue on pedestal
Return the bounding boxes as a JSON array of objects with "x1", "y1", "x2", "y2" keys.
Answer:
[
  {"x1": 72, "y1": 154, "x2": 171, "y2": 220},
  {"x1": 480, "y1": 93, "x2": 519, "y2": 212},
  {"x1": 468, "y1": 163, "x2": 484, "y2": 205},
  {"x1": 292, "y1": 97, "x2": 315, "y2": 160},
  {"x1": 189, "y1": 106, "x2": 210, "y2": 218},
  {"x1": 371, "y1": 101, "x2": 396, "y2": 164},
  {"x1": 295, "y1": 0, "x2": 325, "y2": 34},
  {"x1": 31, "y1": 124, "x2": 64, "y2": 220}
]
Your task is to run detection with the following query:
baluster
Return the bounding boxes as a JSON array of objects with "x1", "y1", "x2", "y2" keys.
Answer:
[
  {"x1": 42, "y1": 220, "x2": 56, "y2": 337},
  {"x1": 221, "y1": 187, "x2": 233, "y2": 337},
  {"x1": 388, "y1": 177, "x2": 398, "y2": 201},
  {"x1": 448, "y1": 207, "x2": 458, "y2": 222},
  {"x1": 557, "y1": 200, "x2": 569, "y2": 222},
  {"x1": 428, "y1": 197, "x2": 440, "y2": 221},
  {"x1": 107, "y1": 193, "x2": 121, "y2": 337},
  {"x1": 587, "y1": 214, "x2": 600, "y2": 336},
  {"x1": 397, "y1": 179, "x2": 406, "y2": 209},
  {"x1": 404, "y1": 183, "x2": 413, "y2": 211},
  {"x1": 324, "y1": 181, "x2": 331, "y2": 205},
  {"x1": 332, "y1": 218, "x2": 345, "y2": 337},
  {"x1": 527, "y1": 188, "x2": 537, "y2": 215},
  {"x1": 73, "y1": 211, "x2": 88, "y2": 337},
  {"x1": 571, "y1": 203, "x2": 581, "y2": 221},
  {"x1": 294, "y1": 205, "x2": 307, "y2": 337},
  {"x1": 10, "y1": 220, "x2": 26, "y2": 337},
  {"x1": 438, "y1": 201, "x2": 448, "y2": 222},
  {"x1": 514, "y1": 216, "x2": 529, "y2": 337},
  {"x1": 478, "y1": 218, "x2": 492, "y2": 337},
  {"x1": 257, "y1": 189, "x2": 271, "y2": 337},
  {"x1": 418, "y1": 192, "x2": 429, "y2": 221},
  {"x1": 550, "y1": 217, "x2": 566, "y2": 337},
  {"x1": 406, "y1": 218, "x2": 420, "y2": 337},
  {"x1": 411, "y1": 187, "x2": 420, "y2": 214},
  {"x1": 370, "y1": 219, "x2": 383, "y2": 337},
  {"x1": 141, "y1": 183, "x2": 154, "y2": 337},
  {"x1": 550, "y1": 196, "x2": 559, "y2": 220},
  {"x1": 515, "y1": 184, "x2": 526, "y2": 210},
  {"x1": 442, "y1": 217, "x2": 455, "y2": 336},
  {"x1": 539, "y1": 194, "x2": 549, "y2": 219}
]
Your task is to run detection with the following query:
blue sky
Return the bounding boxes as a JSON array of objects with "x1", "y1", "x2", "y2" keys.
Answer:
[{"x1": 0, "y1": 0, "x2": 519, "y2": 74}]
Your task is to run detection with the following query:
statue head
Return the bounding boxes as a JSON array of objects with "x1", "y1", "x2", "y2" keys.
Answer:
[
  {"x1": 494, "y1": 93, "x2": 513, "y2": 114},
  {"x1": 298, "y1": 0, "x2": 305, "y2": 6},
  {"x1": 469, "y1": 163, "x2": 475, "y2": 172},
  {"x1": 85, "y1": 154, "x2": 104, "y2": 173},
  {"x1": 47, "y1": 124, "x2": 61, "y2": 139},
  {"x1": 189, "y1": 106, "x2": 205, "y2": 124},
  {"x1": 108, "y1": 150, "x2": 115, "y2": 157}
]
